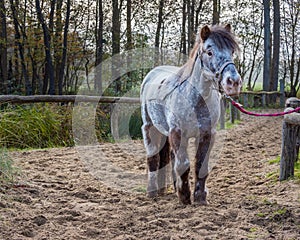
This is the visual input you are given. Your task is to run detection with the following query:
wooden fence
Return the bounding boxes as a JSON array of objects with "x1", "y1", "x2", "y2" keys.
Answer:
[
  {"x1": 0, "y1": 92, "x2": 285, "y2": 131},
  {"x1": 1, "y1": 93, "x2": 298, "y2": 179}
]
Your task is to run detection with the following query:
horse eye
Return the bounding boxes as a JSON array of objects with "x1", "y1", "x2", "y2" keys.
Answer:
[{"x1": 207, "y1": 51, "x2": 213, "y2": 57}]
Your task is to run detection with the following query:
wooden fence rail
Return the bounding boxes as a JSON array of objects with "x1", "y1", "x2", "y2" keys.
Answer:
[
  {"x1": 0, "y1": 95, "x2": 140, "y2": 104},
  {"x1": 0, "y1": 92, "x2": 283, "y2": 105}
]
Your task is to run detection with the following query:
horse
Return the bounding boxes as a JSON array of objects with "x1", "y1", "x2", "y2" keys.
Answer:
[{"x1": 140, "y1": 24, "x2": 242, "y2": 205}]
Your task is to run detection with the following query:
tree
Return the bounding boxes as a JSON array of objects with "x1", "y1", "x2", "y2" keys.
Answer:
[
  {"x1": 282, "y1": 0, "x2": 300, "y2": 96},
  {"x1": 155, "y1": 0, "x2": 164, "y2": 49},
  {"x1": 213, "y1": 0, "x2": 220, "y2": 24},
  {"x1": 195, "y1": 0, "x2": 206, "y2": 31},
  {"x1": 270, "y1": 0, "x2": 280, "y2": 92},
  {"x1": 36, "y1": 0, "x2": 55, "y2": 95},
  {"x1": 95, "y1": 0, "x2": 104, "y2": 94},
  {"x1": 263, "y1": 0, "x2": 271, "y2": 92},
  {"x1": 181, "y1": 0, "x2": 187, "y2": 55},
  {"x1": 0, "y1": 0, "x2": 7, "y2": 94},
  {"x1": 58, "y1": 0, "x2": 71, "y2": 95},
  {"x1": 10, "y1": 0, "x2": 31, "y2": 95},
  {"x1": 112, "y1": 0, "x2": 121, "y2": 93},
  {"x1": 55, "y1": 0, "x2": 63, "y2": 94}
]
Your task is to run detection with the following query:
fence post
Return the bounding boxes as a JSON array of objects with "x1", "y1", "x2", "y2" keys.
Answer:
[
  {"x1": 220, "y1": 97, "x2": 225, "y2": 130},
  {"x1": 280, "y1": 98, "x2": 300, "y2": 181},
  {"x1": 262, "y1": 93, "x2": 266, "y2": 107},
  {"x1": 243, "y1": 93, "x2": 248, "y2": 108},
  {"x1": 230, "y1": 98, "x2": 235, "y2": 124}
]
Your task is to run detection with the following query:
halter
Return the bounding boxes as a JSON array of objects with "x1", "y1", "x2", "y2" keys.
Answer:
[
  {"x1": 215, "y1": 61, "x2": 235, "y2": 93},
  {"x1": 197, "y1": 50, "x2": 235, "y2": 93}
]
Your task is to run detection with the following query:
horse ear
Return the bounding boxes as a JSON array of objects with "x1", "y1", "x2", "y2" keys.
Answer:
[
  {"x1": 225, "y1": 24, "x2": 232, "y2": 32},
  {"x1": 200, "y1": 25, "x2": 211, "y2": 41}
]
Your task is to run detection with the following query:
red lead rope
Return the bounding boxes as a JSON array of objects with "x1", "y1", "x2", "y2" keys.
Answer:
[{"x1": 226, "y1": 95, "x2": 300, "y2": 117}]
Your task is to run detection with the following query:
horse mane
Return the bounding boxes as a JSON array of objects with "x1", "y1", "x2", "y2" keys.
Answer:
[{"x1": 176, "y1": 24, "x2": 240, "y2": 83}]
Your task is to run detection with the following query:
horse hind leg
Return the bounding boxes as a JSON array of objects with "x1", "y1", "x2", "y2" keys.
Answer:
[
  {"x1": 142, "y1": 122, "x2": 165, "y2": 198},
  {"x1": 169, "y1": 128, "x2": 191, "y2": 204},
  {"x1": 157, "y1": 138, "x2": 170, "y2": 195},
  {"x1": 170, "y1": 149, "x2": 177, "y2": 192}
]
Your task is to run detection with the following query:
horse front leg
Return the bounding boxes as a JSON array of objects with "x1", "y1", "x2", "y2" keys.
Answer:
[
  {"x1": 194, "y1": 132, "x2": 215, "y2": 205},
  {"x1": 169, "y1": 128, "x2": 191, "y2": 204}
]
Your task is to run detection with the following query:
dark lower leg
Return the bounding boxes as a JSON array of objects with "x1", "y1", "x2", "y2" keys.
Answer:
[
  {"x1": 194, "y1": 175, "x2": 208, "y2": 205},
  {"x1": 158, "y1": 139, "x2": 170, "y2": 195},
  {"x1": 147, "y1": 154, "x2": 160, "y2": 197},
  {"x1": 170, "y1": 150, "x2": 176, "y2": 192},
  {"x1": 193, "y1": 134, "x2": 211, "y2": 205},
  {"x1": 177, "y1": 168, "x2": 191, "y2": 204}
]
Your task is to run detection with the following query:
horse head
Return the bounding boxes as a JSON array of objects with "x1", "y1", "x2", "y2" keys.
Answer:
[{"x1": 199, "y1": 24, "x2": 242, "y2": 96}]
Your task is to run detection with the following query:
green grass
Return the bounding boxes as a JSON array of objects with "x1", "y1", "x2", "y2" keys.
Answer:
[
  {"x1": 294, "y1": 161, "x2": 300, "y2": 180},
  {"x1": 268, "y1": 156, "x2": 281, "y2": 165},
  {"x1": 268, "y1": 155, "x2": 300, "y2": 181},
  {"x1": 0, "y1": 148, "x2": 19, "y2": 185},
  {"x1": 225, "y1": 120, "x2": 241, "y2": 129},
  {"x1": 0, "y1": 104, "x2": 74, "y2": 149},
  {"x1": 133, "y1": 186, "x2": 147, "y2": 193}
]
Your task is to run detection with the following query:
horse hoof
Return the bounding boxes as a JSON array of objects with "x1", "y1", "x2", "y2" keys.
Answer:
[
  {"x1": 181, "y1": 198, "x2": 192, "y2": 205},
  {"x1": 147, "y1": 190, "x2": 158, "y2": 198},
  {"x1": 157, "y1": 187, "x2": 166, "y2": 196},
  {"x1": 194, "y1": 191, "x2": 208, "y2": 205},
  {"x1": 194, "y1": 199, "x2": 209, "y2": 206},
  {"x1": 178, "y1": 193, "x2": 191, "y2": 205}
]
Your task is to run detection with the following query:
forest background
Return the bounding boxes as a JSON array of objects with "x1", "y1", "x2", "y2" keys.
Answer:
[{"x1": 0, "y1": 0, "x2": 299, "y2": 98}]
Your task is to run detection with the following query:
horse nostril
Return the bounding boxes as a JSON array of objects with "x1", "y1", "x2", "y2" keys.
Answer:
[{"x1": 226, "y1": 78, "x2": 234, "y2": 86}]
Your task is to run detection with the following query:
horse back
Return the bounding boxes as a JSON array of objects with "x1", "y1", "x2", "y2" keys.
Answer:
[{"x1": 141, "y1": 66, "x2": 180, "y2": 102}]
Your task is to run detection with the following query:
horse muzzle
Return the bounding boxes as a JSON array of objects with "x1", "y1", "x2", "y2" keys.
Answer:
[{"x1": 222, "y1": 75, "x2": 242, "y2": 97}]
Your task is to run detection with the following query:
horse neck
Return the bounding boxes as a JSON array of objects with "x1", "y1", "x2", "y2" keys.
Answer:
[{"x1": 189, "y1": 58, "x2": 218, "y2": 101}]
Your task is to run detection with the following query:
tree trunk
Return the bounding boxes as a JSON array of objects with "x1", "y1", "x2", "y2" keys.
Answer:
[
  {"x1": 263, "y1": 0, "x2": 271, "y2": 92},
  {"x1": 190, "y1": 0, "x2": 195, "y2": 48},
  {"x1": 213, "y1": 0, "x2": 220, "y2": 25},
  {"x1": 58, "y1": 0, "x2": 71, "y2": 95},
  {"x1": 195, "y1": 0, "x2": 205, "y2": 31},
  {"x1": 155, "y1": 0, "x2": 164, "y2": 49},
  {"x1": 55, "y1": 0, "x2": 63, "y2": 94},
  {"x1": 10, "y1": 0, "x2": 32, "y2": 95},
  {"x1": 181, "y1": 0, "x2": 187, "y2": 55},
  {"x1": 112, "y1": 0, "x2": 121, "y2": 94},
  {"x1": 36, "y1": 0, "x2": 55, "y2": 95},
  {"x1": 125, "y1": 0, "x2": 133, "y2": 89},
  {"x1": 0, "y1": 0, "x2": 7, "y2": 94},
  {"x1": 247, "y1": 13, "x2": 263, "y2": 90},
  {"x1": 95, "y1": 0, "x2": 103, "y2": 94},
  {"x1": 270, "y1": 0, "x2": 280, "y2": 92}
]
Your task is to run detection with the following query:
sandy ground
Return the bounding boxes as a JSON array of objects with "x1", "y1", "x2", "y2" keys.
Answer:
[{"x1": 0, "y1": 114, "x2": 299, "y2": 240}]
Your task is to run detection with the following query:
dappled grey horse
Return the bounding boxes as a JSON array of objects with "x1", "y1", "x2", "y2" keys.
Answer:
[{"x1": 141, "y1": 24, "x2": 242, "y2": 205}]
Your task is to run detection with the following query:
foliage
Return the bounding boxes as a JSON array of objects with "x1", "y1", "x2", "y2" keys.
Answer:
[
  {"x1": 0, "y1": 148, "x2": 18, "y2": 185},
  {"x1": 0, "y1": 0, "x2": 299, "y2": 95},
  {"x1": 94, "y1": 104, "x2": 142, "y2": 142},
  {"x1": 0, "y1": 102, "x2": 141, "y2": 149},
  {"x1": 0, "y1": 104, "x2": 74, "y2": 149}
]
